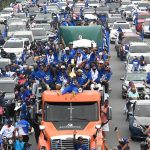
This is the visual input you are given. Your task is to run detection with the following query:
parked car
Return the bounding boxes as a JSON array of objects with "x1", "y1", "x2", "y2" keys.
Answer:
[{"x1": 129, "y1": 100, "x2": 150, "y2": 140}]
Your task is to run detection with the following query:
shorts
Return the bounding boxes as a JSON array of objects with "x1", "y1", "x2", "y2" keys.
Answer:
[{"x1": 102, "y1": 123, "x2": 109, "y2": 132}]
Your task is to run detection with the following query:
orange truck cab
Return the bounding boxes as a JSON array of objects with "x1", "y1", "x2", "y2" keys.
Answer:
[{"x1": 38, "y1": 90, "x2": 112, "y2": 150}]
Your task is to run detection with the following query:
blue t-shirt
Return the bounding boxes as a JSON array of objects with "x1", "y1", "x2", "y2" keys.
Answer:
[
  {"x1": 16, "y1": 120, "x2": 30, "y2": 135},
  {"x1": 14, "y1": 140, "x2": 25, "y2": 150},
  {"x1": 74, "y1": 143, "x2": 87, "y2": 150}
]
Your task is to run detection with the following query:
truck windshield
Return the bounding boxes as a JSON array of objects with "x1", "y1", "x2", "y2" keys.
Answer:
[{"x1": 44, "y1": 102, "x2": 98, "y2": 122}]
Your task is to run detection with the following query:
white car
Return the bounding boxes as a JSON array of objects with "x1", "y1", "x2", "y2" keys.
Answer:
[
  {"x1": 126, "y1": 42, "x2": 150, "y2": 60},
  {"x1": 110, "y1": 21, "x2": 133, "y2": 43},
  {"x1": 3, "y1": 38, "x2": 30, "y2": 59},
  {"x1": 143, "y1": 18, "x2": 150, "y2": 36}
]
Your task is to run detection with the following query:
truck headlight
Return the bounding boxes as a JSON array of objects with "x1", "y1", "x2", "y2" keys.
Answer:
[{"x1": 40, "y1": 146, "x2": 47, "y2": 150}]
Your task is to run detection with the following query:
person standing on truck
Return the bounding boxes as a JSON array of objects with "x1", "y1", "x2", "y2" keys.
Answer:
[{"x1": 73, "y1": 131, "x2": 87, "y2": 150}]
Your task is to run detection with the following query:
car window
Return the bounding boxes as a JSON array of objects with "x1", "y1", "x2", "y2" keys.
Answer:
[
  {"x1": 4, "y1": 41, "x2": 23, "y2": 48},
  {"x1": 130, "y1": 45, "x2": 150, "y2": 53},
  {"x1": 134, "y1": 105, "x2": 150, "y2": 117},
  {"x1": 113, "y1": 23, "x2": 130, "y2": 29}
]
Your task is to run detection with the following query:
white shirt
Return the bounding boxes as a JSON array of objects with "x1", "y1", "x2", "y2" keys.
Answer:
[{"x1": 0, "y1": 125, "x2": 15, "y2": 138}]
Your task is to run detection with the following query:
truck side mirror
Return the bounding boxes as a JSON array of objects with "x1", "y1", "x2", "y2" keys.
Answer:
[
  {"x1": 107, "y1": 106, "x2": 112, "y2": 120},
  {"x1": 39, "y1": 125, "x2": 45, "y2": 130}
]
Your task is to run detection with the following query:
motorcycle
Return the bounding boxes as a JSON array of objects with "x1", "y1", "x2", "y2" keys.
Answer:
[{"x1": 3, "y1": 137, "x2": 14, "y2": 150}]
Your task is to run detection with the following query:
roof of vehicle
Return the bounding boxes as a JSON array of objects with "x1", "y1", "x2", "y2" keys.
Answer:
[
  {"x1": 42, "y1": 90, "x2": 101, "y2": 102},
  {"x1": 13, "y1": 31, "x2": 33, "y2": 35},
  {"x1": 114, "y1": 21, "x2": 129, "y2": 24},
  {"x1": 132, "y1": 100, "x2": 150, "y2": 105},
  {"x1": 123, "y1": 32, "x2": 140, "y2": 37},
  {"x1": 0, "y1": 77, "x2": 16, "y2": 83},
  {"x1": 31, "y1": 28, "x2": 45, "y2": 31},
  {"x1": 9, "y1": 22, "x2": 26, "y2": 25},
  {"x1": 138, "y1": 11, "x2": 150, "y2": 15},
  {"x1": 144, "y1": 18, "x2": 150, "y2": 22},
  {"x1": 129, "y1": 42, "x2": 149, "y2": 46},
  {"x1": 6, "y1": 38, "x2": 26, "y2": 42}
]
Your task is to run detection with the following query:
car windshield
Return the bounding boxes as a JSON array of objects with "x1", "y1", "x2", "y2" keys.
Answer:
[
  {"x1": 130, "y1": 45, "x2": 150, "y2": 53},
  {"x1": 8, "y1": 25, "x2": 26, "y2": 32},
  {"x1": 138, "y1": 3, "x2": 149, "y2": 7},
  {"x1": 138, "y1": 14, "x2": 150, "y2": 19},
  {"x1": 122, "y1": 2, "x2": 130, "y2": 5},
  {"x1": 109, "y1": 17, "x2": 121, "y2": 23},
  {"x1": 113, "y1": 23, "x2": 130, "y2": 29},
  {"x1": 32, "y1": 29, "x2": 46, "y2": 36},
  {"x1": 122, "y1": 37, "x2": 142, "y2": 44},
  {"x1": 14, "y1": 34, "x2": 32, "y2": 42},
  {"x1": 128, "y1": 56, "x2": 150, "y2": 64},
  {"x1": 36, "y1": 24, "x2": 51, "y2": 31},
  {"x1": 126, "y1": 73, "x2": 147, "y2": 81},
  {"x1": 144, "y1": 21, "x2": 150, "y2": 26},
  {"x1": 134, "y1": 105, "x2": 150, "y2": 117},
  {"x1": 44, "y1": 102, "x2": 98, "y2": 122},
  {"x1": 125, "y1": 6, "x2": 134, "y2": 11},
  {"x1": 4, "y1": 41, "x2": 23, "y2": 48}
]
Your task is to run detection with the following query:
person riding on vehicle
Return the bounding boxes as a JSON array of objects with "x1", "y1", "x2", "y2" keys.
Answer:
[
  {"x1": 128, "y1": 88, "x2": 139, "y2": 100},
  {"x1": 0, "y1": 119, "x2": 15, "y2": 139}
]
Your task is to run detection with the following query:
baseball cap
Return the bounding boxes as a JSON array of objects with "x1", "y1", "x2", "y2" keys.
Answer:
[
  {"x1": 61, "y1": 65, "x2": 65, "y2": 69},
  {"x1": 65, "y1": 47, "x2": 70, "y2": 51},
  {"x1": 77, "y1": 69, "x2": 83, "y2": 73}
]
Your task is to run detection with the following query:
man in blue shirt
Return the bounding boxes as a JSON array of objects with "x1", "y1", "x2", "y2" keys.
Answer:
[
  {"x1": 15, "y1": 115, "x2": 31, "y2": 143},
  {"x1": 82, "y1": 65, "x2": 92, "y2": 90},
  {"x1": 56, "y1": 65, "x2": 68, "y2": 91},
  {"x1": 146, "y1": 72, "x2": 150, "y2": 84},
  {"x1": 100, "y1": 66, "x2": 112, "y2": 93},
  {"x1": 131, "y1": 56, "x2": 140, "y2": 71},
  {"x1": 73, "y1": 134, "x2": 87, "y2": 150},
  {"x1": 61, "y1": 47, "x2": 72, "y2": 65},
  {"x1": 14, "y1": 135, "x2": 25, "y2": 150}
]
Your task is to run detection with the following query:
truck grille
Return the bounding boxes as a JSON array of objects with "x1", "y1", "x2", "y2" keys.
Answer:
[{"x1": 51, "y1": 138, "x2": 89, "y2": 150}]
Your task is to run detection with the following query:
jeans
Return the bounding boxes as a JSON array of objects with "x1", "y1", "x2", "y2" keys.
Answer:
[{"x1": 62, "y1": 85, "x2": 78, "y2": 95}]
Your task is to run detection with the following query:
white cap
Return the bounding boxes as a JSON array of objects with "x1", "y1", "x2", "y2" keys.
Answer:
[{"x1": 65, "y1": 47, "x2": 70, "y2": 51}]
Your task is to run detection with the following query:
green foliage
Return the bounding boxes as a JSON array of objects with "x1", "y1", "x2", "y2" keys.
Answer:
[{"x1": 0, "y1": 0, "x2": 15, "y2": 11}]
